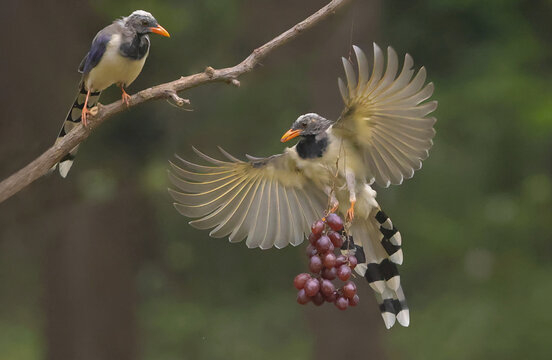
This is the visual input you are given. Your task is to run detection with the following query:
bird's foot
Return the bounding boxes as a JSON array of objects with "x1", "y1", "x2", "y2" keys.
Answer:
[
  {"x1": 329, "y1": 202, "x2": 339, "y2": 214},
  {"x1": 81, "y1": 107, "x2": 91, "y2": 127},
  {"x1": 346, "y1": 200, "x2": 356, "y2": 222},
  {"x1": 121, "y1": 90, "x2": 131, "y2": 107}
]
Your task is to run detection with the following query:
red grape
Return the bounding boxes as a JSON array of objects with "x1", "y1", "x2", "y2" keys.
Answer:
[
  {"x1": 304, "y1": 278, "x2": 320, "y2": 297},
  {"x1": 294, "y1": 273, "x2": 311, "y2": 290},
  {"x1": 348, "y1": 255, "x2": 358, "y2": 269},
  {"x1": 326, "y1": 213, "x2": 344, "y2": 231},
  {"x1": 309, "y1": 255, "x2": 323, "y2": 273},
  {"x1": 327, "y1": 231, "x2": 344, "y2": 248},
  {"x1": 335, "y1": 296, "x2": 349, "y2": 310},
  {"x1": 349, "y1": 294, "x2": 360, "y2": 307},
  {"x1": 311, "y1": 220, "x2": 325, "y2": 236},
  {"x1": 324, "y1": 290, "x2": 337, "y2": 303},
  {"x1": 316, "y1": 235, "x2": 332, "y2": 253},
  {"x1": 336, "y1": 255, "x2": 347, "y2": 267},
  {"x1": 322, "y1": 252, "x2": 337, "y2": 268},
  {"x1": 321, "y1": 267, "x2": 337, "y2": 280},
  {"x1": 308, "y1": 232, "x2": 321, "y2": 245},
  {"x1": 297, "y1": 289, "x2": 310, "y2": 304},
  {"x1": 320, "y1": 279, "x2": 336, "y2": 297},
  {"x1": 306, "y1": 244, "x2": 317, "y2": 257},
  {"x1": 337, "y1": 264, "x2": 352, "y2": 281},
  {"x1": 312, "y1": 292, "x2": 325, "y2": 306},
  {"x1": 342, "y1": 281, "x2": 357, "y2": 299}
]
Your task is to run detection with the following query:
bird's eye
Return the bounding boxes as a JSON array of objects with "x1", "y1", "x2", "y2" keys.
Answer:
[
  {"x1": 142, "y1": 20, "x2": 149, "y2": 26},
  {"x1": 301, "y1": 122, "x2": 307, "y2": 128}
]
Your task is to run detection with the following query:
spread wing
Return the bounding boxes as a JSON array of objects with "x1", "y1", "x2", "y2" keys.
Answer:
[
  {"x1": 168, "y1": 147, "x2": 327, "y2": 249},
  {"x1": 334, "y1": 43, "x2": 437, "y2": 187}
]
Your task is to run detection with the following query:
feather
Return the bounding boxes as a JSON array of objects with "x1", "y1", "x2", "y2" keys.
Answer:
[
  {"x1": 170, "y1": 149, "x2": 326, "y2": 249},
  {"x1": 53, "y1": 83, "x2": 102, "y2": 177},
  {"x1": 334, "y1": 44, "x2": 437, "y2": 187},
  {"x1": 345, "y1": 208, "x2": 409, "y2": 328}
]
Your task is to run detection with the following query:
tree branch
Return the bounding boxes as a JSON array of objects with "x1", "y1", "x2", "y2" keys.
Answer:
[{"x1": 0, "y1": 0, "x2": 350, "y2": 204}]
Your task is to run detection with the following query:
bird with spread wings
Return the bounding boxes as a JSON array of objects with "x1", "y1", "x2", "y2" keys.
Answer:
[{"x1": 169, "y1": 44, "x2": 437, "y2": 328}]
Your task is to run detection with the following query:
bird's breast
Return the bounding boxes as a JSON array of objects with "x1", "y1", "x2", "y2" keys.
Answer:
[{"x1": 85, "y1": 34, "x2": 148, "y2": 92}]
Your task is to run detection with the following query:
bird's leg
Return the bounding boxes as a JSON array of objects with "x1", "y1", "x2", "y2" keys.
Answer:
[
  {"x1": 120, "y1": 84, "x2": 131, "y2": 107},
  {"x1": 81, "y1": 89, "x2": 91, "y2": 127},
  {"x1": 345, "y1": 170, "x2": 356, "y2": 222},
  {"x1": 324, "y1": 186, "x2": 339, "y2": 213}
]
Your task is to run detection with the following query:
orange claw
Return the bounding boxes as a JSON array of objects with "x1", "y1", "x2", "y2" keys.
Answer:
[
  {"x1": 81, "y1": 88, "x2": 91, "y2": 127},
  {"x1": 329, "y1": 203, "x2": 339, "y2": 213},
  {"x1": 81, "y1": 107, "x2": 91, "y2": 127},
  {"x1": 121, "y1": 86, "x2": 131, "y2": 107},
  {"x1": 346, "y1": 200, "x2": 356, "y2": 222}
]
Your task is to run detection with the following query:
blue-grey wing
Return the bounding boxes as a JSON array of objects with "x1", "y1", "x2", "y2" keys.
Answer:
[{"x1": 78, "y1": 32, "x2": 112, "y2": 74}]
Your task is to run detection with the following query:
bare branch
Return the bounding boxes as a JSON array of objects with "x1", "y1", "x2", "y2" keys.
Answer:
[
  {"x1": 164, "y1": 90, "x2": 190, "y2": 107},
  {"x1": 0, "y1": 0, "x2": 350, "y2": 204}
]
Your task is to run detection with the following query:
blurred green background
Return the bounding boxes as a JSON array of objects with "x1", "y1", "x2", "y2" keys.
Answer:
[{"x1": 1, "y1": 0, "x2": 552, "y2": 359}]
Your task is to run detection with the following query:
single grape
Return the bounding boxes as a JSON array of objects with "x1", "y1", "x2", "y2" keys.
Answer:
[
  {"x1": 342, "y1": 281, "x2": 357, "y2": 299},
  {"x1": 306, "y1": 244, "x2": 317, "y2": 257},
  {"x1": 320, "y1": 279, "x2": 336, "y2": 297},
  {"x1": 349, "y1": 294, "x2": 360, "y2": 307},
  {"x1": 297, "y1": 289, "x2": 310, "y2": 304},
  {"x1": 308, "y1": 232, "x2": 321, "y2": 245},
  {"x1": 321, "y1": 267, "x2": 337, "y2": 280},
  {"x1": 293, "y1": 273, "x2": 311, "y2": 290},
  {"x1": 316, "y1": 235, "x2": 332, "y2": 253},
  {"x1": 322, "y1": 252, "x2": 337, "y2": 268},
  {"x1": 348, "y1": 255, "x2": 358, "y2": 269},
  {"x1": 324, "y1": 290, "x2": 337, "y2": 303},
  {"x1": 312, "y1": 292, "x2": 325, "y2": 306},
  {"x1": 327, "y1": 231, "x2": 344, "y2": 248},
  {"x1": 311, "y1": 220, "x2": 325, "y2": 236},
  {"x1": 335, "y1": 296, "x2": 349, "y2": 310},
  {"x1": 335, "y1": 255, "x2": 347, "y2": 267},
  {"x1": 337, "y1": 264, "x2": 352, "y2": 281},
  {"x1": 326, "y1": 213, "x2": 344, "y2": 231},
  {"x1": 304, "y1": 278, "x2": 320, "y2": 297},
  {"x1": 309, "y1": 255, "x2": 323, "y2": 273}
]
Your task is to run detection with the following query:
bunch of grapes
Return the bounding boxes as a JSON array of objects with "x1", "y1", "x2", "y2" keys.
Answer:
[{"x1": 294, "y1": 213, "x2": 359, "y2": 310}]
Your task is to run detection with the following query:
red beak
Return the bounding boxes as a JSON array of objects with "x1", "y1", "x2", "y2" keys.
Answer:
[
  {"x1": 280, "y1": 129, "x2": 302, "y2": 142},
  {"x1": 149, "y1": 24, "x2": 170, "y2": 37}
]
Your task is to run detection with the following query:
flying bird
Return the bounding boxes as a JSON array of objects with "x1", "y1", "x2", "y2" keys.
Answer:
[
  {"x1": 53, "y1": 10, "x2": 170, "y2": 177},
  {"x1": 168, "y1": 44, "x2": 437, "y2": 328}
]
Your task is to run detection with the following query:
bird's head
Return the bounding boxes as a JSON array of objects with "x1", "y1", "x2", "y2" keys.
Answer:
[
  {"x1": 281, "y1": 113, "x2": 332, "y2": 142},
  {"x1": 125, "y1": 10, "x2": 170, "y2": 37}
]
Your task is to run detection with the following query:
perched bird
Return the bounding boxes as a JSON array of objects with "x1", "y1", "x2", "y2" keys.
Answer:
[
  {"x1": 168, "y1": 44, "x2": 437, "y2": 328},
  {"x1": 53, "y1": 10, "x2": 170, "y2": 177}
]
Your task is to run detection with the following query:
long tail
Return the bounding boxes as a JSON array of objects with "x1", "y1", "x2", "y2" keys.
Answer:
[
  {"x1": 52, "y1": 82, "x2": 101, "y2": 177},
  {"x1": 344, "y1": 209, "x2": 409, "y2": 329}
]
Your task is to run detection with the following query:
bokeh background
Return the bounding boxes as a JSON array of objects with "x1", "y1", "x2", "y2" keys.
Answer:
[{"x1": 1, "y1": 0, "x2": 552, "y2": 359}]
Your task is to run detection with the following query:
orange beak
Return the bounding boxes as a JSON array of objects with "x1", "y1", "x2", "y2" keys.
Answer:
[
  {"x1": 280, "y1": 129, "x2": 302, "y2": 142},
  {"x1": 149, "y1": 24, "x2": 170, "y2": 37}
]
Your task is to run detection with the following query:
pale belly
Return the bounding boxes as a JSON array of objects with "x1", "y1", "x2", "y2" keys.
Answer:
[{"x1": 85, "y1": 35, "x2": 148, "y2": 92}]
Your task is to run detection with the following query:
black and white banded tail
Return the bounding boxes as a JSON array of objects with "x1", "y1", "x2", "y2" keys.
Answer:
[
  {"x1": 52, "y1": 83, "x2": 101, "y2": 177},
  {"x1": 342, "y1": 209, "x2": 409, "y2": 329}
]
